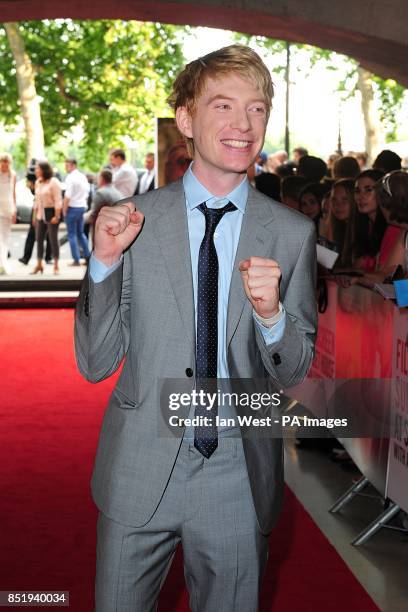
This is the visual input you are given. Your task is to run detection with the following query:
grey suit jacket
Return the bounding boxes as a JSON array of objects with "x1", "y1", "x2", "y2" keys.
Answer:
[{"x1": 74, "y1": 179, "x2": 317, "y2": 534}]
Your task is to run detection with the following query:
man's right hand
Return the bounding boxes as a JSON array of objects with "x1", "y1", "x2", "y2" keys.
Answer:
[{"x1": 94, "y1": 202, "x2": 144, "y2": 267}]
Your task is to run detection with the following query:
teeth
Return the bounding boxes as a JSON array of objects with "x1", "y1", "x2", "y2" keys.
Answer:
[{"x1": 222, "y1": 140, "x2": 250, "y2": 148}]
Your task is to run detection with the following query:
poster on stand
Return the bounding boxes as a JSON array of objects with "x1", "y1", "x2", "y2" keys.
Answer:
[
  {"x1": 386, "y1": 308, "x2": 408, "y2": 513},
  {"x1": 156, "y1": 118, "x2": 192, "y2": 188}
]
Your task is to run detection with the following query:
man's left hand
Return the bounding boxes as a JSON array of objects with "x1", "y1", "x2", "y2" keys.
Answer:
[{"x1": 239, "y1": 257, "x2": 281, "y2": 319}]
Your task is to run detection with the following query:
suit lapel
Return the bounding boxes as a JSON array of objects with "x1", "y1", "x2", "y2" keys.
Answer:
[
  {"x1": 227, "y1": 187, "x2": 277, "y2": 347},
  {"x1": 151, "y1": 181, "x2": 196, "y2": 346},
  {"x1": 149, "y1": 182, "x2": 278, "y2": 349}
]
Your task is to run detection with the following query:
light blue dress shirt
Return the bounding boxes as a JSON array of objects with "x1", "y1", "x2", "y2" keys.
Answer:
[
  {"x1": 90, "y1": 165, "x2": 286, "y2": 434},
  {"x1": 181, "y1": 165, "x2": 285, "y2": 360}
]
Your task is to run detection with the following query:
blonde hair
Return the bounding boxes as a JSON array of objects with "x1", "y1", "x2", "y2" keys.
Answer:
[
  {"x1": 169, "y1": 44, "x2": 274, "y2": 156},
  {"x1": 0, "y1": 152, "x2": 12, "y2": 164},
  {"x1": 0, "y1": 153, "x2": 14, "y2": 181}
]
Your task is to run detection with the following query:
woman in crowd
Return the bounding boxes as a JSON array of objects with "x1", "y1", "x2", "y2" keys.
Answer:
[
  {"x1": 342, "y1": 171, "x2": 407, "y2": 288},
  {"x1": 376, "y1": 171, "x2": 408, "y2": 273},
  {"x1": 0, "y1": 153, "x2": 17, "y2": 275},
  {"x1": 31, "y1": 161, "x2": 62, "y2": 275},
  {"x1": 318, "y1": 189, "x2": 332, "y2": 241},
  {"x1": 352, "y1": 169, "x2": 387, "y2": 272},
  {"x1": 298, "y1": 183, "x2": 323, "y2": 232},
  {"x1": 327, "y1": 179, "x2": 355, "y2": 268}
]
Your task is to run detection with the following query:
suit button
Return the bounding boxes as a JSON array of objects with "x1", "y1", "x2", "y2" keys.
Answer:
[
  {"x1": 185, "y1": 368, "x2": 194, "y2": 378},
  {"x1": 272, "y1": 353, "x2": 281, "y2": 366}
]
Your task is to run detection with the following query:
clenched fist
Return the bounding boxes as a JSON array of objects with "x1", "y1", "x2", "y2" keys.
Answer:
[
  {"x1": 239, "y1": 256, "x2": 281, "y2": 319},
  {"x1": 94, "y1": 202, "x2": 144, "y2": 267}
]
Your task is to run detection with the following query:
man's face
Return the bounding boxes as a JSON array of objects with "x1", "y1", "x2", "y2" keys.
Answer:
[
  {"x1": 145, "y1": 155, "x2": 154, "y2": 171},
  {"x1": 176, "y1": 73, "x2": 268, "y2": 184},
  {"x1": 65, "y1": 161, "x2": 74, "y2": 173},
  {"x1": 109, "y1": 154, "x2": 121, "y2": 168}
]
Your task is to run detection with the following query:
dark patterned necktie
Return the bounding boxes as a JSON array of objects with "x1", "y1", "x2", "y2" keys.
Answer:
[{"x1": 194, "y1": 201, "x2": 237, "y2": 458}]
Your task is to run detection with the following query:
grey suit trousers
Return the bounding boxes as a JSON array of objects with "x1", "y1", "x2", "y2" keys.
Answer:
[{"x1": 95, "y1": 438, "x2": 269, "y2": 612}]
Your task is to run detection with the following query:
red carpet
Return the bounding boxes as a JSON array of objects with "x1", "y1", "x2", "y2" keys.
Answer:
[{"x1": 0, "y1": 309, "x2": 379, "y2": 611}]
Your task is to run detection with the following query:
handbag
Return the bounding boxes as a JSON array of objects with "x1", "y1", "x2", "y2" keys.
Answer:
[{"x1": 44, "y1": 207, "x2": 56, "y2": 222}]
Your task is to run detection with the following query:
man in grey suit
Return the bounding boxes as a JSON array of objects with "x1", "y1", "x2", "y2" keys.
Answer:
[
  {"x1": 84, "y1": 170, "x2": 123, "y2": 221},
  {"x1": 83, "y1": 170, "x2": 123, "y2": 247},
  {"x1": 75, "y1": 44, "x2": 317, "y2": 611}
]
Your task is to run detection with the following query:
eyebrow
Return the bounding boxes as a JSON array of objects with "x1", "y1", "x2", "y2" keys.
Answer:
[{"x1": 206, "y1": 94, "x2": 266, "y2": 106}]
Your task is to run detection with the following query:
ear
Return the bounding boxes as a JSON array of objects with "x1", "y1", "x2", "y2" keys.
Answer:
[{"x1": 175, "y1": 106, "x2": 193, "y2": 139}]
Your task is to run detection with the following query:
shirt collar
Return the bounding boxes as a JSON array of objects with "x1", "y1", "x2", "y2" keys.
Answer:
[{"x1": 183, "y1": 162, "x2": 247, "y2": 213}]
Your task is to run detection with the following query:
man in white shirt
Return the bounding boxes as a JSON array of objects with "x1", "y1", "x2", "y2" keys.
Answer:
[
  {"x1": 63, "y1": 158, "x2": 91, "y2": 266},
  {"x1": 137, "y1": 153, "x2": 155, "y2": 194},
  {"x1": 109, "y1": 148, "x2": 138, "y2": 197}
]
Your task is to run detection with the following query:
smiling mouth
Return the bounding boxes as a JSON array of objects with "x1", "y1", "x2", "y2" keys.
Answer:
[{"x1": 221, "y1": 139, "x2": 252, "y2": 149}]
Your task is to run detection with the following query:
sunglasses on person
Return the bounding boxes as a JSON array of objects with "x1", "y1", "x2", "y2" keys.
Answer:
[{"x1": 381, "y1": 173, "x2": 393, "y2": 197}]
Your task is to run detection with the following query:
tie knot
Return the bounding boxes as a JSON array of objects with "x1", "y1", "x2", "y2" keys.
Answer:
[{"x1": 198, "y1": 201, "x2": 237, "y2": 233}]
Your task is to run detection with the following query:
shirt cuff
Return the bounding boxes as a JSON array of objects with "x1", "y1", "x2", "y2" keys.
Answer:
[
  {"x1": 89, "y1": 254, "x2": 123, "y2": 283},
  {"x1": 253, "y1": 304, "x2": 286, "y2": 346}
]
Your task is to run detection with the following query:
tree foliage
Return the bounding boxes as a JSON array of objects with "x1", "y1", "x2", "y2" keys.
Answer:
[
  {"x1": 234, "y1": 33, "x2": 406, "y2": 142},
  {"x1": 0, "y1": 20, "x2": 186, "y2": 169},
  {"x1": 371, "y1": 75, "x2": 406, "y2": 140}
]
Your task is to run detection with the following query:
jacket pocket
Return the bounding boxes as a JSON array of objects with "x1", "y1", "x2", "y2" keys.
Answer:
[{"x1": 112, "y1": 387, "x2": 138, "y2": 410}]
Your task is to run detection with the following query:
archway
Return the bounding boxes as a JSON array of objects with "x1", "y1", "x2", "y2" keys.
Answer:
[{"x1": 1, "y1": 0, "x2": 408, "y2": 85}]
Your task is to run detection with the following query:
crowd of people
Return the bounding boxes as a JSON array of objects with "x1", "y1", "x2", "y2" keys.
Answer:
[
  {"x1": 251, "y1": 146, "x2": 408, "y2": 286},
  {"x1": 1, "y1": 142, "x2": 407, "y2": 284},
  {"x1": 0, "y1": 148, "x2": 155, "y2": 275}
]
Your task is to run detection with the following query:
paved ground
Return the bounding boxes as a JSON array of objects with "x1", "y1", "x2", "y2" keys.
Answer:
[{"x1": 5, "y1": 224, "x2": 87, "y2": 281}]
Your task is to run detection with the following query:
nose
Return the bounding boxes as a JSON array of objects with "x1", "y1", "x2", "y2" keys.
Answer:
[{"x1": 230, "y1": 108, "x2": 251, "y2": 132}]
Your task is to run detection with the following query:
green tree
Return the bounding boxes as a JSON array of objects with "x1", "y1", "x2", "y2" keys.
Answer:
[
  {"x1": 235, "y1": 34, "x2": 406, "y2": 162},
  {"x1": 3, "y1": 22, "x2": 45, "y2": 162},
  {"x1": 0, "y1": 20, "x2": 186, "y2": 169}
]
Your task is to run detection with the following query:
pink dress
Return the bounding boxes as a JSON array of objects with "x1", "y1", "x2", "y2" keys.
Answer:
[{"x1": 378, "y1": 225, "x2": 401, "y2": 268}]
